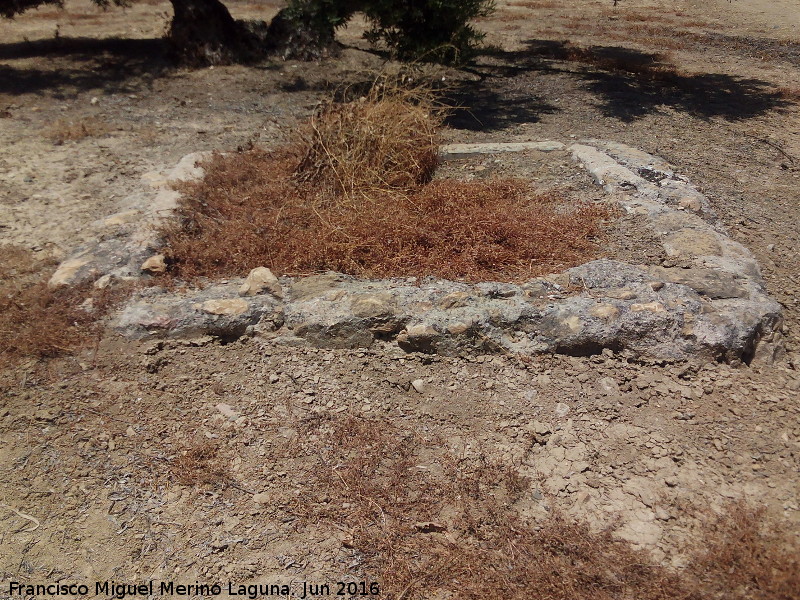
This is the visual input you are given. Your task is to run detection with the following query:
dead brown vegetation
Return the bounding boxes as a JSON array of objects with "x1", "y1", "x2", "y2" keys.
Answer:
[
  {"x1": 554, "y1": 15, "x2": 705, "y2": 52},
  {"x1": 296, "y1": 80, "x2": 442, "y2": 201},
  {"x1": 778, "y1": 86, "x2": 800, "y2": 103},
  {"x1": 285, "y1": 414, "x2": 799, "y2": 600},
  {"x1": 170, "y1": 441, "x2": 229, "y2": 487},
  {"x1": 164, "y1": 148, "x2": 608, "y2": 282},
  {"x1": 559, "y1": 43, "x2": 680, "y2": 78},
  {"x1": 690, "y1": 504, "x2": 800, "y2": 599},
  {"x1": 494, "y1": 11, "x2": 530, "y2": 23},
  {"x1": 163, "y1": 86, "x2": 608, "y2": 282},
  {"x1": 0, "y1": 246, "x2": 132, "y2": 362},
  {"x1": 507, "y1": 0, "x2": 559, "y2": 9},
  {"x1": 46, "y1": 117, "x2": 110, "y2": 145}
]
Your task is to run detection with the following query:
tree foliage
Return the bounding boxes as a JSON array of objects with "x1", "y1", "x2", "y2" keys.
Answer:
[
  {"x1": 363, "y1": 0, "x2": 496, "y2": 64},
  {"x1": 277, "y1": 0, "x2": 495, "y2": 63}
]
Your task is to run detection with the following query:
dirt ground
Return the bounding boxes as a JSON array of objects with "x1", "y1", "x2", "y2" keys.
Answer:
[{"x1": 1, "y1": 0, "x2": 799, "y2": 597}]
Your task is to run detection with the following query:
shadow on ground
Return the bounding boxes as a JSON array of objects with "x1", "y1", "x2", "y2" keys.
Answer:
[
  {"x1": 582, "y1": 68, "x2": 788, "y2": 121},
  {"x1": 0, "y1": 37, "x2": 171, "y2": 97},
  {"x1": 444, "y1": 39, "x2": 789, "y2": 130},
  {"x1": 701, "y1": 32, "x2": 800, "y2": 68},
  {"x1": 444, "y1": 78, "x2": 559, "y2": 131},
  {"x1": 1, "y1": 36, "x2": 789, "y2": 125}
]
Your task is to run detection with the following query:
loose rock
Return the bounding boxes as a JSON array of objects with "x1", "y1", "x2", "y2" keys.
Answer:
[
  {"x1": 141, "y1": 254, "x2": 167, "y2": 274},
  {"x1": 239, "y1": 267, "x2": 282, "y2": 298}
]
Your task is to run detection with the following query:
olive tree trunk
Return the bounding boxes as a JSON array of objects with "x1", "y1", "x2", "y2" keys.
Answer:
[{"x1": 168, "y1": 0, "x2": 265, "y2": 66}]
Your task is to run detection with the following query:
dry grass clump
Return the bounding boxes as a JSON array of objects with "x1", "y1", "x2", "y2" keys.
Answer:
[
  {"x1": 0, "y1": 280, "x2": 95, "y2": 360},
  {"x1": 164, "y1": 150, "x2": 608, "y2": 282},
  {"x1": 291, "y1": 416, "x2": 800, "y2": 600},
  {"x1": 778, "y1": 86, "x2": 800, "y2": 103},
  {"x1": 0, "y1": 244, "x2": 46, "y2": 278},
  {"x1": 0, "y1": 246, "x2": 131, "y2": 362},
  {"x1": 163, "y1": 80, "x2": 609, "y2": 282},
  {"x1": 293, "y1": 415, "x2": 681, "y2": 600},
  {"x1": 170, "y1": 442, "x2": 229, "y2": 487},
  {"x1": 295, "y1": 79, "x2": 442, "y2": 200},
  {"x1": 689, "y1": 504, "x2": 800, "y2": 599},
  {"x1": 508, "y1": 1, "x2": 559, "y2": 8},
  {"x1": 288, "y1": 414, "x2": 799, "y2": 600},
  {"x1": 46, "y1": 117, "x2": 110, "y2": 145},
  {"x1": 161, "y1": 79, "x2": 612, "y2": 282}
]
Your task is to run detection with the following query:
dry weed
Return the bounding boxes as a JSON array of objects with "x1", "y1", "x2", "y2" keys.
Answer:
[
  {"x1": 0, "y1": 246, "x2": 133, "y2": 362},
  {"x1": 508, "y1": 1, "x2": 559, "y2": 8},
  {"x1": 0, "y1": 244, "x2": 47, "y2": 278},
  {"x1": 162, "y1": 77, "x2": 610, "y2": 282},
  {"x1": 286, "y1": 414, "x2": 799, "y2": 600},
  {"x1": 689, "y1": 503, "x2": 800, "y2": 599},
  {"x1": 494, "y1": 12, "x2": 530, "y2": 23},
  {"x1": 679, "y1": 19, "x2": 714, "y2": 28},
  {"x1": 778, "y1": 86, "x2": 800, "y2": 103},
  {"x1": 164, "y1": 148, "x2": 609, "y2": 282},
  {"x1": 295, "y1": 77, "x2": 443, "y2": 202},
  {"x1": 170, "y1": 442, "x2": 229, "y2": 487},
  {"x1": 162, "y1": 77, "x2": 609, "y2": 282},
  {"x1": 561, "y1": 44, "x2": 678, "y2": 78},
  {"x1": 302, "y1": 416, "x2": 674, "y2": 600},
  {"x1": 46, "y1": 117, "x2": 110, "y2": 145}
]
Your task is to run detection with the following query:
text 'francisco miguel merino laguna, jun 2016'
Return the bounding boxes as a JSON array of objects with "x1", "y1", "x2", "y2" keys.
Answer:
[{"x1": 7, "y1": 580, "x2": 382, "y2": 598}]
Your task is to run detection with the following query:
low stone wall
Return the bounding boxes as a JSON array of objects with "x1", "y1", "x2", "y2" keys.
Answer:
[
  {"x1": 46, "y1": 152, "x2": 210, "y2": 289},
  {"x1": 50, "y1": 141, "x2": 784, "y2": 363}
]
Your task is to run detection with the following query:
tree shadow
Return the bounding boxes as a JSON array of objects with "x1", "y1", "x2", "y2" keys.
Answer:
[
  {"x1": 443, "y1": 79, "x2": 559, "y2": 131},
  {"x1": 1, "y1": 35, "x2": 789, "y2": 125},
  {"x1": 701, "y1": 32, "x2": 800, "y2": 68},
  {"x1": 439, "y1": 45, "x2": 565, "y2": 131},
  {"x1": 472, "y1": 39, "x2": 790, "y2": 124},
  {"x1": 582, "y1": 69, "x2": 788, "y2": 122},
  {"x1": 0, "y1": 37, "x2": 171, "y2": 97}
]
